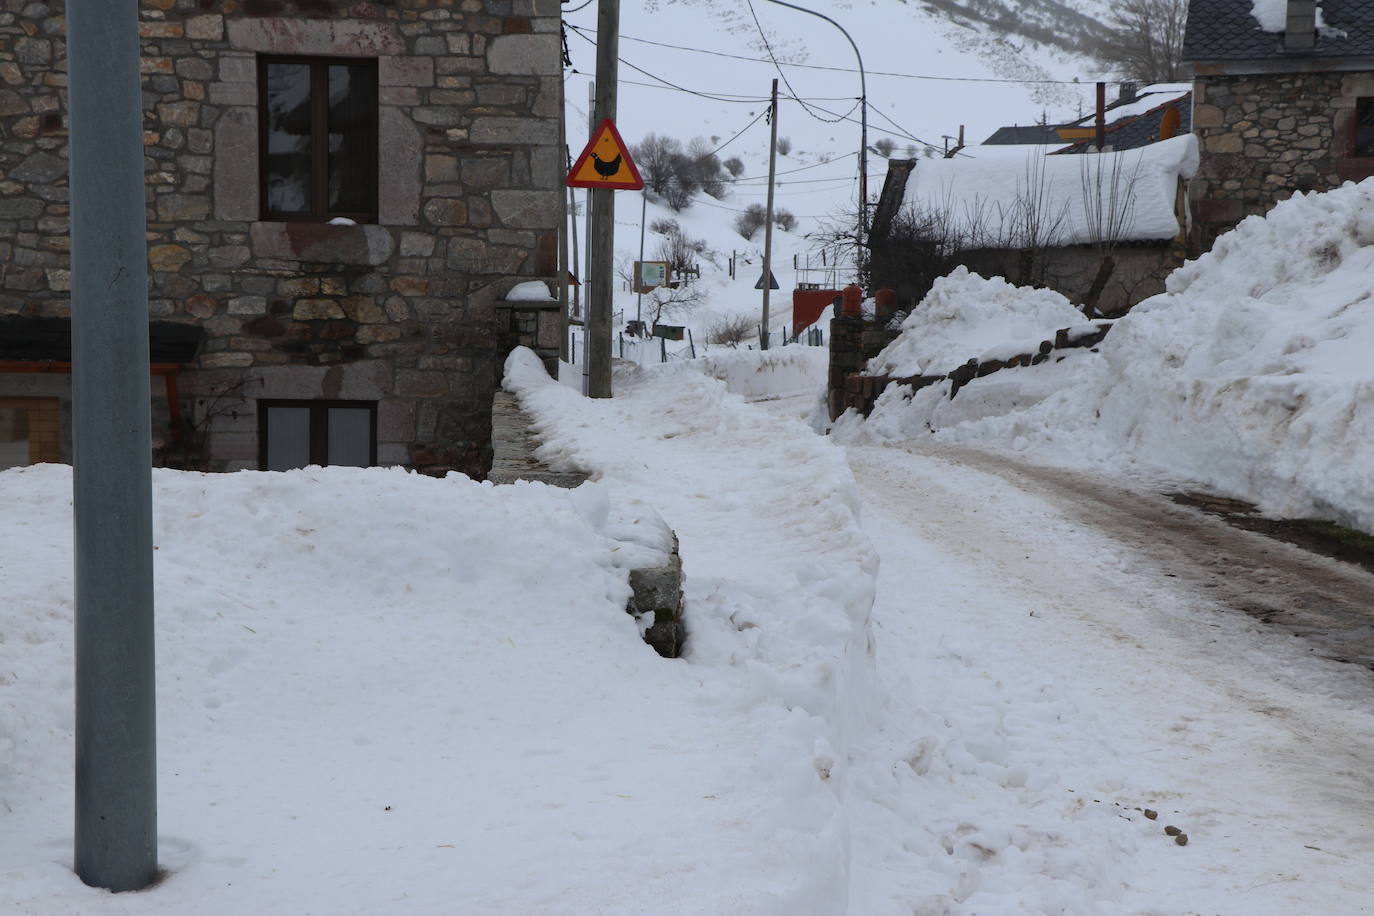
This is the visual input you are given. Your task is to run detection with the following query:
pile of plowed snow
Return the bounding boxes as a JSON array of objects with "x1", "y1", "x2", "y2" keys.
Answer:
[
  {"x1": 840, "y1": 180, "x2": 1374, "y2": 533},
  {"x1": 864, "y1": 267, "x2": 1094, "y2": 377}
]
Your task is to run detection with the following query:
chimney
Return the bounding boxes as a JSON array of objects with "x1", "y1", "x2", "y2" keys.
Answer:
[
  {"x1": 1286, "y1": 0, "x2": 1316, "y2": 51},
  {"x1": 1118, "y1": 82, "x2": 1138, "y2": 103}
]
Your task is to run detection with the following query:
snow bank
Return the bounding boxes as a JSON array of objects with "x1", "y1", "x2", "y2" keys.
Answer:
[
  {"x1": 0, "y1": 463, "x2": 851, "y2": 912},
  {"x1": 506, "y1": 347, "x2": 879, "y2": 910},
  {"x1": 903, "y1": 133, "x2": 1199, "y2": 247},
  {"x1": 848, "y1": 180, "x2": 1374, "y2": 533},
  {"x1": 865, "y1": 266, "x2": 1093, "y2": 377}
]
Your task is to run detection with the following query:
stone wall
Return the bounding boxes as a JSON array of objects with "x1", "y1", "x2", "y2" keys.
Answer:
[
  {"x1": 1190, "y1": 71, "x2": 1374, "y2": 250},
  {"x1": 0, "y1": 0, "x2": 564, "y2": 476},
  {"x1": 826, "y1": 313, "x2": 1113, "y2": 421}
]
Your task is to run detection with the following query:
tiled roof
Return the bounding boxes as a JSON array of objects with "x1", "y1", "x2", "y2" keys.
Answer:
[
  {"x1": 1183, "y1": 0, "x2": 1374, "y2": 61},
  {"x1": 1054, "y1": 96, "x2": 1193, "y2": 155},
  {"x1": 982, "y1": 125, "x2": 1064, "y2": 145}
]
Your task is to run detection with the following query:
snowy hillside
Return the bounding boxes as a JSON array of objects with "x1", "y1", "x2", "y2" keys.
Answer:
[{"x1": 561, "y1": 0, "x2": 1117, "y2": 355}]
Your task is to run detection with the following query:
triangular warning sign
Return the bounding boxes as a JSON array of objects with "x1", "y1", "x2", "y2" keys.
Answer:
[
  {"x1": 755, "y1": 270, "x2": 780, "y2": 290},
  {"x1": 567, "y1": 119, "x2": 644, "y2": 190}
]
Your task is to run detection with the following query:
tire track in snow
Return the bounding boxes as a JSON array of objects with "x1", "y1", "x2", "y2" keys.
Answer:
[{"x1": 844, "y1": 441, "x2": 1374, "y2": 913}]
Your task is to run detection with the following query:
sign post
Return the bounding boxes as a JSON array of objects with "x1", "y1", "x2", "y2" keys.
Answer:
[{"x1": 568, "y1": 108, "x2": 643, "y2": 397}]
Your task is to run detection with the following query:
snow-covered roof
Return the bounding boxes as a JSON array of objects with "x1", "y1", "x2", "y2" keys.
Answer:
[{"x1": 899, "y1": 134, "x2": 1200, "y2": 248}]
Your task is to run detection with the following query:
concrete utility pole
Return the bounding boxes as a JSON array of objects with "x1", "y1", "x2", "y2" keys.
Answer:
[
  {"x1": 587, "y1": 30, "x2": 617, "y2": 397},
  {"x1": 760, "y1": 78, "x2": 779, "y2": 351},
  {"x1": 68, "y1": 0, "x2": 158, "y2": 892}
]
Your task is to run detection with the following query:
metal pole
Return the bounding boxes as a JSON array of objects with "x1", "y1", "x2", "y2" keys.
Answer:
[
  {"x1": 68, "y1": 0, "x2": 158, "y2": 893},
  {"x1": 557, "y1": 85, "x2": 570, "y2": 364},
  {"x1": 760, "y1": 78, "x2": 779, "y2": 352},
  {"x1": 635, "y1": 190, "x2": 647, "y2": 329},
  {"x1": 567, "y1": 153, "x2": 580, "y2": 321},
  {"x1": 763, "y1": 0, "x2": 866, "y2": 253},
  {"x1": 587, "y1": 3, "x2": 619, "y2": 398}
]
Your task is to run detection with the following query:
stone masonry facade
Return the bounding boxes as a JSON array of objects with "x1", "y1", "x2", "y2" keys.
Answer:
[
  {"x1": 1190, "y1": 71, "x2": 1374, "y2": 249},
  {"x1": 0, "y1": 0, "x2": 563, "y2": 476}
]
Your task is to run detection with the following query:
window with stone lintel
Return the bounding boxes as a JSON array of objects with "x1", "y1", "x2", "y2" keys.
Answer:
[{"x1": 258, "y1": 56, "x2": 378, "y2": 222}]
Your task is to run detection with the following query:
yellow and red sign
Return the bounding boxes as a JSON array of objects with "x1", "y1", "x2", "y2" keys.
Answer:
[{"x1": 567, "y1": 119, "x2": 644, "y2": 190}]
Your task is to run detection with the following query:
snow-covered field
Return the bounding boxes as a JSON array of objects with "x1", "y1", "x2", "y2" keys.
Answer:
[{"x1": 838, "y1": 180, "x2": 1374, "y2": 535}]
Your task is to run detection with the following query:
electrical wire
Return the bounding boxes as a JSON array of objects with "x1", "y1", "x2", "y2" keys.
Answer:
[
  {"x1": 744, "y1": 0, "x2": 855, "y2": 125},
  {"x1": 562, "y1": 0, "x2": 595, "y2": 11},
  {"x1": 566, "y1": 27, "x2": 768, "y2": 104},
  {"x1": 573, "y1": 26, "x2": 1097, "y2": 86},
  {"x1": 725, "y1": 151, "x2": 858, "y2": 183}
]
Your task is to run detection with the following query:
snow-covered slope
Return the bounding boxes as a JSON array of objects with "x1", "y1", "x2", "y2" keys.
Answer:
[{"x1": 562, "y1": 0, "x2": 1115, "y2": 353}]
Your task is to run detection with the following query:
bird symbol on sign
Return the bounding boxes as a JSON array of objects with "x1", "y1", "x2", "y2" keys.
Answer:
[{"x1": 591, "y1": 152, "x2": 622, "y2": 178}]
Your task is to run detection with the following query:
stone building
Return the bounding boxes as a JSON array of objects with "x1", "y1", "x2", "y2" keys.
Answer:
[
  {"x1": 0, "y1": 0, "x2": 563, "y2": 476},
  {"x1": 1183, "y1": 0, "x2": 1374, "y2": 250},
  {"x1": 867, "y1": 135, "x2": 1198, "y2": 316}
]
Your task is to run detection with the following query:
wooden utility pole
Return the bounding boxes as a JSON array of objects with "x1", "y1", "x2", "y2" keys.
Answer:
[
  {"x1": 760, "y1": 78, "x2": 779, "y2": 351},
  {"x1": 588, "y1": 52, "x2": 616, "y2": 397}
]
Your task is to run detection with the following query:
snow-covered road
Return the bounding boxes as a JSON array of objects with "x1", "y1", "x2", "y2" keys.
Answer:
[{"x1": 843, "y1": 441, "x2": 1374, "y2": 914}]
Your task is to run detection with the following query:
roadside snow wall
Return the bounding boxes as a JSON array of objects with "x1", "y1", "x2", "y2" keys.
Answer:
[
  {"x1": 844, "y1": 180, "x2": 1374, "y2": 533},
  {"x1": 506, "y1": 347, "x2": 878, "y2": 913}
]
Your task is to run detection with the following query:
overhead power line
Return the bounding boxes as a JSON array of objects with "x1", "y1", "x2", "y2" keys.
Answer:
[{"x1": 570, "y1": 24, "x2": 1098, "y2": 85}]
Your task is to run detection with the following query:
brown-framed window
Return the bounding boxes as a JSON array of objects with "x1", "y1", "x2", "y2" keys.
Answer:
[
  {"x1": 258, "y1": 399, "x2": 377, "y2": 471},
  {"x1": 1356, "y1": 98, "x2": 1374, "y2": 157},
  {"x1": 258, "y1": 56, "x2": 379, "y2": 222},
  {"x1": 0, "y1": 396, "x2": 61, "y2": 469}
]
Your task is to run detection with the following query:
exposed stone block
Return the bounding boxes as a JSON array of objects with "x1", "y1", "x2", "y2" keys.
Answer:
[
  {"x1": 490, "y1": 189, "x2": 558, "y2": 229},
  {"x1": 186, "y1": 14, "x2": 225, "y2": 41},
  {"x1": 469, "y1": 116, "x2": 558, "y2": 146},
  {"x1": 380, "y1": 55, "x2": 434, "y2": 87},
  {"x1": 251, "y1": 222, "x2": 396, "y2": 265},
  {"x1": 378, "y1": 106, "x2": 423, "y2": 226},
  {"x1": 226, "y1": 18, "x2": 406, "y2": 56}
]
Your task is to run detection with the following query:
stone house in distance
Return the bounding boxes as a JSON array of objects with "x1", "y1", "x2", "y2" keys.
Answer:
[
  {"x1": 0, "y1": 0, "x2": 562, "y2": 477},
  {"x1": 1183, "y1": 0, "x2": 1374, "y2": 249}
]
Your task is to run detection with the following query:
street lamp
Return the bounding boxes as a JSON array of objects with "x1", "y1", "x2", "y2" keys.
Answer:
[{"x1": 763, "y1": 0, "x2": 868, "y2": 255}]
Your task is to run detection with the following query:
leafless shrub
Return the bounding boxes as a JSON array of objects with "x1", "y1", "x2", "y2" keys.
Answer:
[
  {"x1": 734, "y1": 203, "x2": 768, "y2": 240},
  {"x1": 706, "y1": 312, "x2": 756, "y2": 347}
]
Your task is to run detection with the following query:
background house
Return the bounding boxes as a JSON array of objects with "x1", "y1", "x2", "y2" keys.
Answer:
[
  {"x1": 0, "y1": 0, "x2": 562, "y2": 476},
  {"x1": 868, "y1": 134, "x2": 1199, "y2": 315},
  {"x1": 1183, "y1": 0, "x2": 1374, "y2": 249}
]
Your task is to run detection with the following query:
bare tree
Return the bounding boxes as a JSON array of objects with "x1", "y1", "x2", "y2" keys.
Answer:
[
  {"x1": 632, "y1": 133, "x2": 683, "y2": 196},
  {"x1": 643, "y1": 283, "x2": 703, "y2": 329},
  {"x1": 1097, "y1": 0, "x2": 1188, "y2": 84},
  {"x1": 1077, "y1": 151, "x2": 1143, "y2": 316}
]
